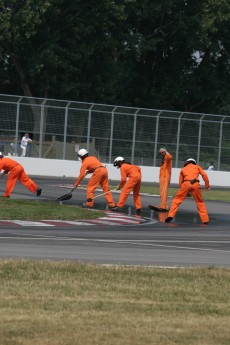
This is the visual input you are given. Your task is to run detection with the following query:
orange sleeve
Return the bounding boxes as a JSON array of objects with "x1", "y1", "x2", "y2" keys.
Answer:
[
  {"x1": 74, "y1": 160, "x2": 87, "y2": 187},
  {"x1": 118, "y1": 165, "x2": 127, "y2": 188},
  {"x1": 179, "y1": 170, "x2": 184, "y2": 186},
  {"x1": 198, "y1": 166, "x2": 210, "y2": 189}
]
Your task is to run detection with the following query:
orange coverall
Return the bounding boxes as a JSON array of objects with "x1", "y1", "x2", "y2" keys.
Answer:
[
  {"x1": 74, "y1": 156, "x2": 115, "y2": 208},
  {"x1": 116, "y1": 163, "x2": 142, "y2": 210},
  {"x1": 159, "y1": 151, "x2": 172, "y2": 209},
  {"x1": 0, "y1": 157, "x2": 38, "y2": 197},
  {"x1": 167, "y1": 164, "x2": 210, "y2": 223}
]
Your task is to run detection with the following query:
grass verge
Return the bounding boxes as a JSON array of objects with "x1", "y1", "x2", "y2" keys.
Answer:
[
  {"x1": 140, "y1": 186, "x2": 230, "y2": 202},
  {"x1": 0, "y1": 199, "x2": 105, "y2": 220},
  {"x1": 0, "y1": 260, "x2": 229, "y2": 345}
]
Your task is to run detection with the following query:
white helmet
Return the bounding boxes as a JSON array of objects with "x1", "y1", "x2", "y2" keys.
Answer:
[
  {"x1": 186, "y1": 158, "x2": 196, "y2": 164},
  {"x1": 113, "y1": 156, "x2": 125, "y2": 168},
  {"x1": 78, "y1": 149, "x2": 88, "y2": 159}
]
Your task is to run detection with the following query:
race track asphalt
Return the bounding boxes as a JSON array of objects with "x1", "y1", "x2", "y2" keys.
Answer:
[{"x1": 0, "y1": 176, "x2": 229, "y2": 267}]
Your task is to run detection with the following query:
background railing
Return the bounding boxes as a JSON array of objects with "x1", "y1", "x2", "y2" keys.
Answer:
[{"x1": 0, "y1": 93, "x2": 229, "y2": 171}]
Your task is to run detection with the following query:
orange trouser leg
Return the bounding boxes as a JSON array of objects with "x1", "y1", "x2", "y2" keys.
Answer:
[
  {"x1": 192, "y1": 185, "x2": 209, "y2": 223},
  {"x1": 117, "y1": 176, "x2": 142, "y2": 209},
  {"x1": 100, "y1": 172, "x2": 115, "y2": 207},
  {"x1": 18, "y1": 169, "x2": 38, "y2": 193},
  {"x1": 4, "y1": 168, "x2": 20, "y2": 196},
  {"x1": 132, "y1": 179, "x2": 142, "y2": 209},
  {"x1": 86, "y1": 169, "x2": 115, "y2": 207},
  {"x1": 167, "y1": 185, "x2": 189, "y2": 219},
  {"x1": 159, "y1": 177, "x2": 170, "y2": 209}
]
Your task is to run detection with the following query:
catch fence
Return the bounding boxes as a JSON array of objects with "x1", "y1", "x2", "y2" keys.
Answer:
[{"x1": 0, "y1": 93, "x2": 229, "y2": 171}]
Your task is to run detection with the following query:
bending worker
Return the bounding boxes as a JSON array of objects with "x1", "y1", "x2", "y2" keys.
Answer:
[
  {"x1": 0, "y1": 152, "x2": 41, "y2": 197},
  {"x1": 159, "y1": 147, "x2": 172, "y2": 211},
  {"x1": 74, "y1": 149, "x2": 116, "y2": 209},
  {"x1": 165, "y1": 158, "x2": 210, "y2": 224},
  {"x1": 112, "y1": 157, "x2": 142, "y2": 215}
]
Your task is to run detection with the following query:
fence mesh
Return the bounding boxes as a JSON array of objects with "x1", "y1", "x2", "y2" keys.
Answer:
[{"x1": 0, "y1": 94, "x2": 229, "y2": 171}]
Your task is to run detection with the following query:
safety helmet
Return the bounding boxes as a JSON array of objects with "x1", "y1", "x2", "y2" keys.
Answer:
[
  {"x1": 113, "y1": 156, "x2": 125, "y2": 168},
  {"x1": 0, "y1": 151, "x2": 3, "y2": 158},
  {"x1": 77, "y1": 149, "x2": 88, "y2": 159},
  {"x1": 185, "y1": 158, "x2": 196, "y2": 164}
]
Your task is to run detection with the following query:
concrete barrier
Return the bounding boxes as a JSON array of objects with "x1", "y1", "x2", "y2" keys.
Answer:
[{"x1": 4, "y1": 156, "x2": 230, "y2": 187}]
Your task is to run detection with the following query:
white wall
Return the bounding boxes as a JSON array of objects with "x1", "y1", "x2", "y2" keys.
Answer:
[{"x1": 7, "y1": 156, "x2": 230, "y2": 187}]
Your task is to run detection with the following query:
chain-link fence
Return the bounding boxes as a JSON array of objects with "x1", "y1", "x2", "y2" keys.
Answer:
[{"x1": 0, "y1": 93, "x2": 229, "y2": 171}]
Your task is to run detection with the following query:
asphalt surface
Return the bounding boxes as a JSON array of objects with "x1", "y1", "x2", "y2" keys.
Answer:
[{"x1": 0, "y1": 176, "x2": 230, "y2": 267}]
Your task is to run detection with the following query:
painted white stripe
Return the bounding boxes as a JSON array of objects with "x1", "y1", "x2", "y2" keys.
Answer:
[
  {"x1": 46, "y1": 220, "x2": 92, "y2": 226},
  {"x1": 98, "y1": 217, "x2": 139, "y2": 224},
  {"x1": 87, "y1": 220, "x2": 123, "y2": 225},
  {"x1": 11, "y1": 220, "x2": 54, "y2": 227}
]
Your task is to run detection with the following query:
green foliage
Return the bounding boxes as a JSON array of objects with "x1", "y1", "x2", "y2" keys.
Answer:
[{"x1": 0, "y1": 0, "x2": 229, "y2": 114}]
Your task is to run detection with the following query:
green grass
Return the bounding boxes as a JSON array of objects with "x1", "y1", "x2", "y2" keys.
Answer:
[
  {"x1": 0, "y1": 199, "x2": 105, "y2": 220},
  {"x1": 0, "y1": 189, "x2": 229, "y2": 344},
  {"x1": 0, "y1": 185, "x2": 229, "y2": 221},
  {"x1": 139, "y1": 186, "x2": 230, "y2": 202},
  {"x1": 0, "y1": 260, "x2": 229, "y2": 345}
]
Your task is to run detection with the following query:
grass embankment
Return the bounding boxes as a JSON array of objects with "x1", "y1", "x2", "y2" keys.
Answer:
[{"x1": 0, "y1": 260, "x2": 229, "y2": 345}]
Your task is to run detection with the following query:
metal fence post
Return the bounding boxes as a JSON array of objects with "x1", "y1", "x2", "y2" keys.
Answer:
[
  {"x1": 175, "y1": 113, "x2": 184, "y2": 168},
  {"x1": 131, "y1": 109, "x2": 139, "y2": 163},
  {"x1": 217, "y1": 117, "x2": 225, "y2": 170},
  {"x1": 153, "y1": 111, "x2": 161, "y2": 166},
  {"x1": 15, "y1": 96, "x2": 22, "y2": 156},
  {"x1": 39, "y1": 99, "x2": 47, "y2": 158},
  {"x1": 87, "y1": 104, "x2": 94, "y2": 152},
  {"x1": 197, "y1": 114, "x2": 205, "y2": 164},
  {"x1": 63, "y1": 101, "x2": 71, "y2": 160},
  {"x1": 109, "y1": 106, "x2": 117, "y2": 163}
]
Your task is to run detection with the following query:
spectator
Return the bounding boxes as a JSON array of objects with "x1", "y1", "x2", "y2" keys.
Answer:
[
  {"x1": 20, "y1": 133, "x2": 32, "y2": 157},
  {"x1": 0, "y1": 152, "x2": 41, "y2": 197},
  {"x1": 207, "y1": 162, "x2": 215, "y2": 171}
]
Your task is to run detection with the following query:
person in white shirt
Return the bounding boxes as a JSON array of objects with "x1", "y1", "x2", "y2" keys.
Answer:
[
  {"x1": 207, "y1": 162, "x2": 215, "y2": 171},
  {"x1": 20, "y1": 133, "x2": 32, "y2": 157}
]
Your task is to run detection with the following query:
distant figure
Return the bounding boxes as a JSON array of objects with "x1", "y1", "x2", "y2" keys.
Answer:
[
  {"x1": 158, "y1": 147, "x2": 172, "y2": 211},
  {"x1": 207, "y1": 162, "x2": 215, "y2": 171},
  {"x1": 20, "y1": 133, "x2": 32, "y2": 157},
  {"x1": 0, "y1": 152, "x2": 41, "y2": 197}
]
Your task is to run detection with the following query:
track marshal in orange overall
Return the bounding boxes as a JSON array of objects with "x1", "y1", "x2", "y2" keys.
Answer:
[
  {"x1": 165, "y1": 158, "x2": 210, "y2": 224},
  {"x1": 74, "y1": 149, "x2": 116, "y2": 209},
  {"x1": 159, "y1": 147, "x2": 172, "y2": 210},
  {"x1": 0, "y1": 152, "x2": 41, "y2": 197},
  {"x1": 112, "y1": 157, "x2": 142, "y2": 215}
]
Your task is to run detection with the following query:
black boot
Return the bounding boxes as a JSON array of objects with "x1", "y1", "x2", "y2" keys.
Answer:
[{"x1": 165, "y1": 217, "x2": 173, "y2": 223}]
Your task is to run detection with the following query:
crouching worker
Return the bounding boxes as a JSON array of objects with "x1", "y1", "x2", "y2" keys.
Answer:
[
  {"x1": 0, "y1": 152, "x2": 41, "y2": 197},
  {"x1": 74, "y1": 149, "x2": 116, "y2": 209},
  {"x1": 112, "y1": 157, "x2": 143, "y2": 215},
  {"x1": 165, "y1": 158, "x2": 210, "y2": 224}
]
